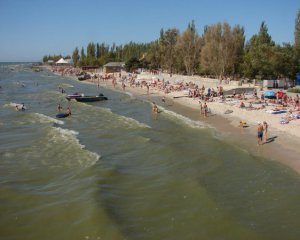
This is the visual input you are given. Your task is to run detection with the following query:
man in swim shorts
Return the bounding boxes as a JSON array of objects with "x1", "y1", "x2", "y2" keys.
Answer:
[{"x1": 257, "y1": 122, "x2": 264, "y2": 145}]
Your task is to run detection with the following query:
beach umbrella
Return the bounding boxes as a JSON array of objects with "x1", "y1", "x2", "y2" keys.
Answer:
[{"x1": 264, "y1": 90, "x2": 275, "y2": 97}]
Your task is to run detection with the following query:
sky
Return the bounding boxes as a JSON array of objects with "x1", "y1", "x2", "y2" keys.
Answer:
[{"x1": 0, "y1": 0, "x2": 299, "y2": 62}]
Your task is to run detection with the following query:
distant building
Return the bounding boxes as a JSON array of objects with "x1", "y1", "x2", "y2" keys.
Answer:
[
  {"x1": 103, "y1": 62, "x2": 125, "y2": 73},
  {"x1": 81, "y1": 66, "x2": 100, "y2": 71},
  {"x1": 263, "y1": 80, "x2": 285, "y2": 89},
  {"x1": 56, "y1": 58, "x2": 72, "y2": 66}
]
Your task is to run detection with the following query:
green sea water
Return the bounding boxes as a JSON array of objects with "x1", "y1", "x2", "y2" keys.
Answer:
[{"x1": 0, "y1": 64, "x2": 299, "y2": 240}]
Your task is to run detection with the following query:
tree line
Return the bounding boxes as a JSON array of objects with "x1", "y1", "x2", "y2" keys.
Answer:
[{"x1": 43, "y1": 10, "x2": 300, "y2": 80}]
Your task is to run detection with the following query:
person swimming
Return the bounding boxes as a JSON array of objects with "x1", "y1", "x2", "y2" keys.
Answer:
[{"x1": 16, "y1": 103, "x2": 26, "y2": 111}]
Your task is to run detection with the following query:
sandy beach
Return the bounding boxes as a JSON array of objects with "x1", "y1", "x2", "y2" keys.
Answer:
[
  {"x1": 47, "y1": 65, "x2": 300, "y2": 173},
  {"x1": 78, "y1": 70, "x2": 300, "y2": 174}
]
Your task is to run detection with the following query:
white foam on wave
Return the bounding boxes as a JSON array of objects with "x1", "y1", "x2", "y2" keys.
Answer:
[
  {"x1": 77, "y1": 102, "x2": 150, "y2": 129},
  {"x1": 159, "y1": 105, "x2": 212, "y2": 129},
  {"x1": 125, "y1": 91, "x2": 134, "y2": 97},
  {"x1": 60, "y1": 83, "x2": 74, "y2": 88},
  {"x1": 50, "y1": 127, "x2": 100, "y2": 166},
  {"x1": 77, "y1": 102, "x2": 113, "y2": 114},
  {"x1": 32, "y1": 113, "x2": 64, "y2": 125},
  {"x1": 51, "y1": 127, "x2": 81, "y2": 146},
  {"x1": 117, "y1": 115, "x2": 151, "y2": 129},
  {"x1": 4, "y1": 102, "x2": 21, "y2": 108}
]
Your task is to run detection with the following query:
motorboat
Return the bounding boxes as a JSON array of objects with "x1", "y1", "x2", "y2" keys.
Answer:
[{"x1": 66, "y1": 93, "x2": 108, "y2": 102}]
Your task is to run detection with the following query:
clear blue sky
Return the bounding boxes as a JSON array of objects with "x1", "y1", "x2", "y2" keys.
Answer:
[{"x1": 0, "y1": 0, "x2": 299, "y2": 62}]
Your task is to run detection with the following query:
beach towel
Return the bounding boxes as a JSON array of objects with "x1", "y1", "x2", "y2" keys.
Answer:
[{"x1": 266, "y1": 110, "x2": 287, "y2": 114}]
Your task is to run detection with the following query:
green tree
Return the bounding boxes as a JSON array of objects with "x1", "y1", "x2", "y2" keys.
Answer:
[
  {"x1": 272, "y1": 43, "x2": 297, "y2": 79},
  {"x1": 294, "y1": 10, "x2": 300, "y2": 73},
  {"x1": 242, "y1": 22, "x2": 275, "y2": 79},
  {"x1": 146, "y1": 40, "x2": 162, "y2": 70},
  {"x1": 176, "y1": 20, "x2": 202, "y2": 75},
  {"x1": 96, "y1": 43, "x2": 101, "y2": 59},
  {"x1": 43, "y1": 55, "x2": 48, "y2": 63},
  {"x1": 201, "y1": 23, "x2": 223, "y2": 77},
  {"x1": 86, "y1": 42, "x2": 97, "y2": 65},
  {"x1": 159, "y1": 28, "x2": 179, "y2": 75},
  {"x1": 72, "y1": 47, "x2": 79, "y2": 67},
  {"x1": 79, "y1": 47, "x2": 86, "y2": 66},
  {"x1": 295, "y1": 10, "x2": 300, "y2": 49},
  {"x1": 125, "y1": 57, "x2": 141, "y2": 72},
  {"x1": 201, "y1": 22, "x2": 244, "y2": 78}
]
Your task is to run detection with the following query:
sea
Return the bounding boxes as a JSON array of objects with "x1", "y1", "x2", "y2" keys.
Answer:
[{"x1": 0, "y1": 63, "x2": 300, "y2": 240}]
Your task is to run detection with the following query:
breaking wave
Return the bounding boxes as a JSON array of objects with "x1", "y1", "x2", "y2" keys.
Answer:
[
  {"x1": 159, "y1": 106, "x2": 212, "y2": 129},
  {"x1": 32, "y1": 113, "x2": 64, "y2": 125},
  {"x1": 47, "y1": 127, "x2": 100, "y2": 167}
]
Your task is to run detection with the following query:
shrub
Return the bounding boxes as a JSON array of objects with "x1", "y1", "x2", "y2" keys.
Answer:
[{"x1": 287, "y1": 88, "x2": 300, "y2": 93}]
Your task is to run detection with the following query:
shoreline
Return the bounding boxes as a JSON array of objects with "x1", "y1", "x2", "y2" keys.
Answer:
[
  {"x1": 48, "y1": 66, "x2": 300, "y2": 174},
  {"x1": 81, "y1": 75, "x2": 300, "y2": 175}
]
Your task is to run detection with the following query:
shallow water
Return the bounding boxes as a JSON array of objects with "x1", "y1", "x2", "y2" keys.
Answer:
[{"x1": 0, "y1": 64, "x2": 300, "y2": 240}]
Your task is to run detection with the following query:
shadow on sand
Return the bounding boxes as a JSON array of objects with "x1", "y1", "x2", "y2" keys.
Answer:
[{"x1": 264, "y1": 136, "x2": 278, "y2": 144}]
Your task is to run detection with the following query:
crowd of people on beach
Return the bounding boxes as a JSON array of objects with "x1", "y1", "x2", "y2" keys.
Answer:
[{"x1": 50, "y1": 65, "x2": 300, "y2": 143}]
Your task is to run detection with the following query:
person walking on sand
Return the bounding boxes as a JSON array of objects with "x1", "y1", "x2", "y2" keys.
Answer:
[
  {"x1": 263, "y1": 121, "x2": 268, "y2": 143},
  {"x1": 257, "y1": 122, "x2": 264, "y2": 145}
]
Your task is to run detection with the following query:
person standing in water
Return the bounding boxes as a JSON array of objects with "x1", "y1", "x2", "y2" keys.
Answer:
[
  {"x1": 66, "y1": 107, "x2": 72, "y2": 116},
  {"x1": 122, "y1": 81, "x2": 126, "y2": 91},
  {"x1": 152, "y1": 102, "x2": 158, "y2": 113},
  {"x1": 57, "y1": 103, "x2": 63, "y2": 112}
]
